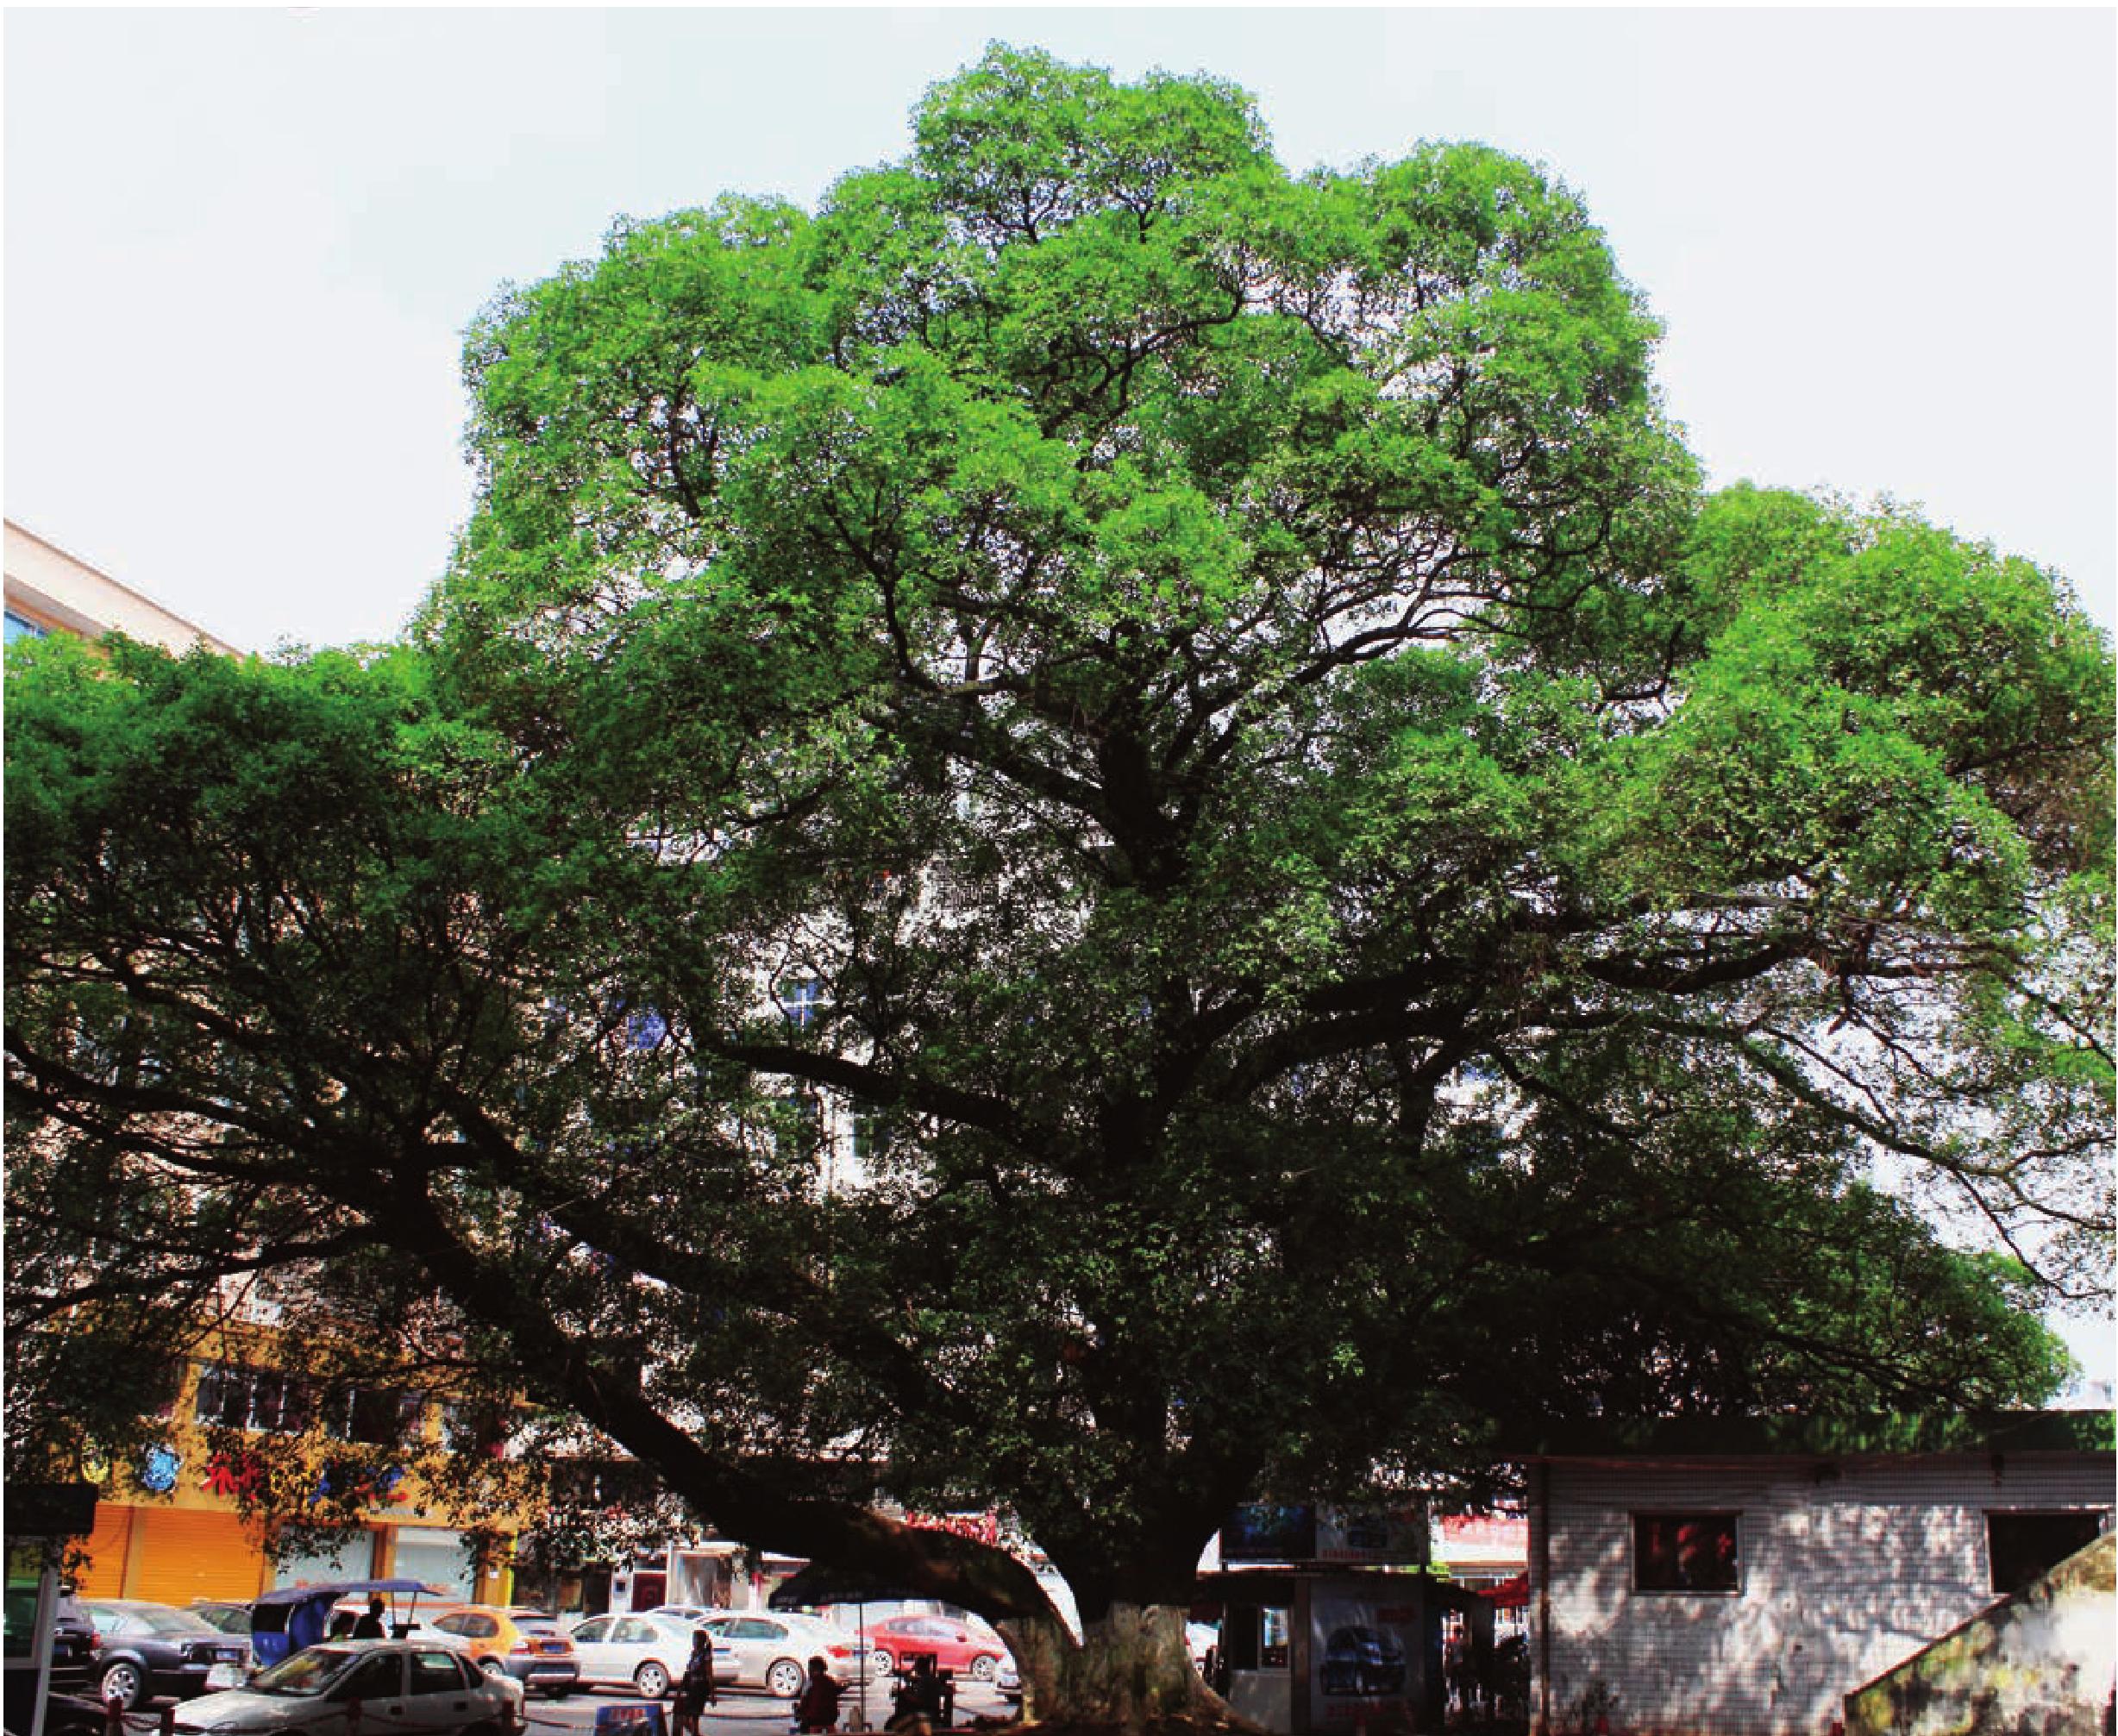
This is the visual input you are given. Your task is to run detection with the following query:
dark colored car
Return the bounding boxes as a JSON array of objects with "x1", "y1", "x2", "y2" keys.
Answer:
[
  {"x1": 187, "y1": 1601, "x2": 254, "y2": 1638},
  {"x1": 2, "y1": 1584, "x2": 99, "y2": 1734},
  {"x1": 46, "y1": 1589, "x2": 101, "y2": 1698},
  {"x1": 1319, "y1": 1625, "x2": 1406, "y2": 1697},
  {"x1": 80, "y1": 1599, "x2": 251, "y2": 1709}
]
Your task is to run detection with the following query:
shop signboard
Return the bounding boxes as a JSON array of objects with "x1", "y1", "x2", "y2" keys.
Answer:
[
  {"x1": 1220, "y1": 1505, "x2": 1317, "y2": 1564},
  {"x1": 1221, "y1": 1504, "x2": 1426, "y2": 1566}
]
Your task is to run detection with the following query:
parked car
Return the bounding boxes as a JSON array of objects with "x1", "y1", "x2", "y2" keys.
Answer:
[
  {"x1": 642, "y1": 1605, "x2": 714, "y2": 1626},
  {"x1": 565, "y1": 1613, "x2": 730, "y2": 1699},
  {"x1": 694, "y1": 1613, "x2": 862, "y2": 1698},
  {"x1": 79, "y1": 1599, "x2": 251, "y2": 1709},
  {"x1": 862, "y1": 1614, "x2": 1006, "y2": 1683},
  {"x1": 423, "y1": 1607, "x2": 579, "y2": 1697},
  {"x1": 994, "y1": 1656, "x2": 1021, "y2": 1704},
  {"x1": 1319, "y1": 1624, "x2": 1406, "y2": 1696},
  {"x1": 1, "y1": 1582, "x2": 98, "y2": 1735},
  {"x1": 171, "y1": 1638, "x2": 523, "y2": 1736},
  {"x1": 23, "y1": 1587, "x2": 101, "y2": 1696},
  {"x1": 188, "y1": 1601, "x2": 254, "y2": 1638}
]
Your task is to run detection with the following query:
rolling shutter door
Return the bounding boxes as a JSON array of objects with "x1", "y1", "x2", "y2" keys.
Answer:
[
  {"x1": 128, "y1": 1511, "x2": 265, "y2": 1603},
  {"x1": 388, "y1": 1529, "x2": 476, "y2": 1600},
  {"x1": 73, "y1": 1507, "x2": 136, "y2": 1596},
  {"x1": 273, "y1": 1532, "x2": 379, "y2": 1586}
]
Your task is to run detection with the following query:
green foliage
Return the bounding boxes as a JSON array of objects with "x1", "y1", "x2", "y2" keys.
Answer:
[{"x1": 8, "y1": 43, "x2": 2110, "y2": 1666}]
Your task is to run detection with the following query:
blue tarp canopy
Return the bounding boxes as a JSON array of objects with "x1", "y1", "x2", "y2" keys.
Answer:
[
  {"x1": 253, "y1": 1579, "x2": 441, "y2": 1607},
  {"x1": 249, "y1": 1579, "x2": 448, "y2": 1664}
]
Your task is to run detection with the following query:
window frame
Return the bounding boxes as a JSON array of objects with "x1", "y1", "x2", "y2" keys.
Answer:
[
  {"x1": 1985, "y1": 1509, "x2": 2109, "y2": 1594},
  {"x1": 1630, "y1": 1510, "x2": 1743, "y2": 1595},
  {"x1": 409, "y1": 1651, "x2": 466, "y2": 1695},
  {"x1": 192, "y1": 1363, "x2": 313, "y2": 1434}
]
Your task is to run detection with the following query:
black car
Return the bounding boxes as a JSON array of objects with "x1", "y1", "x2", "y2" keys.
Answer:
[
  {"x1": 79, "y1": 1600, "x2": 250, "y2": 1708},
  {"x1": 2, "y1": 1584, "x2": 99, "y2": 1733}
]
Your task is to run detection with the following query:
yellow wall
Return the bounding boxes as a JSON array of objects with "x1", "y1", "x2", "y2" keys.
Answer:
[{"x1": 76, "y1": 1348, "x2": 526, "y2": 1602}]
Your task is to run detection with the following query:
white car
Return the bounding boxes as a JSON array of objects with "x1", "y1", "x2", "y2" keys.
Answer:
[
  {"x1": 696, "y1": 1613, "x2": 863, "y2": 1698},
  {"x1": 642, "y1": 1605, "x2": 714, "y2": 1625},
  {"x1": 566, "y1": 1613, "x2": 728, "y2": 1699},
  {"x1": 171, "y1": 1639, "x2": 523, "y2": 1736}
]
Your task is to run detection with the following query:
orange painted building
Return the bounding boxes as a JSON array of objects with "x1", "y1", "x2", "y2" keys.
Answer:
[
  {"x1": 11, "y1": 523, "x2": 522, "y2": 1609},
  {"x1": 72, "y1": 1314, "x2": 521, "y2": 1606}
]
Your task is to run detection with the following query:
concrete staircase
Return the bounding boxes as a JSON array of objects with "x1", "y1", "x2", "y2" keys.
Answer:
[{"x1": 1843, "y1": 1531, "x2": 2115, "y2": 1736}]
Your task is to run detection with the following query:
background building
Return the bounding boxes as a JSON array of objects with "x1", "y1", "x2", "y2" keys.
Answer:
[{"x1": 5, "y1": 523, "x2": 238, "y2": 655}]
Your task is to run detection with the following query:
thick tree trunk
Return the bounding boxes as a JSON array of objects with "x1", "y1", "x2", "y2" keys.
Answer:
[{"x1": 999, "y1": 1603, "x2": 1248, "y2": 1731}]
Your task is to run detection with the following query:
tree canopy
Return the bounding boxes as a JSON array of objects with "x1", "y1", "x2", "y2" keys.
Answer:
[{"x1": 7, "y1": 44, "x2": 2110, "y2": 1724}]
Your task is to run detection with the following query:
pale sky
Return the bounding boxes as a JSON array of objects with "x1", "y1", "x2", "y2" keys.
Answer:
[
  {"x1": 7, "y1": 9, "x2": 2114, "y2": 652},
  {"x1": 6, "y1": 7, "x2": 2115, "y2": 1389}
]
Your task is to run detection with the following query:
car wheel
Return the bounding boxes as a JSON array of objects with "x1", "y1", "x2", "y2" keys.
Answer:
[
  {"x1": 969, "y1": 1655, "x2": 998, "y2": 1683},
  {"x1": 867, "y1": 1650, "x2": 893, "y2": 1679},
  {"x1": 634, "y1": 1662, "x2": 670, "y2": 1699},
  {"x1": 765, "y1": 1658, "x2": 805, "y2": 1700},
  {"x1": 98, "y1": 1661, "x2": 145, "y2": 1711},
  {"x1": 479, "y1": 1658, "x2": 509, "y2": 1679}
]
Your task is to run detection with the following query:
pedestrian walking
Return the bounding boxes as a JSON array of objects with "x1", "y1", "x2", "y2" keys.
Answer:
[{"x1": 675, "y1": 1628, "x2": 718, "y2": 1736}]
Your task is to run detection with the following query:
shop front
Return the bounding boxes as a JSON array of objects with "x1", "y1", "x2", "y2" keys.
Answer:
[{"x1": 1198, "y1": 1568, "x2": 1457, "y2": 1736}]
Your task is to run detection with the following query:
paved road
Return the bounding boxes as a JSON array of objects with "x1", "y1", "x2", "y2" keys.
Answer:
[{"x1": 517, "y1": 1678, "x2": 1016, "y2": 1736}]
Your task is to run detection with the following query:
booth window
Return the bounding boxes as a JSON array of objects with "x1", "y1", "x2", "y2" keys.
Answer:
[{"x1": 1632, "y1": 1513, "x2": 1740, "y2": 1593}]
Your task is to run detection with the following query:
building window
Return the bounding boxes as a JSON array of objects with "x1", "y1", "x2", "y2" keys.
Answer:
[
  {"x1": 330, "y1": 1387, "x2": 420, "y2": 1445},
  {"x1": 4, "y1": 610, "x2": 47, "y2": 644},
  {"x1": 1632, "y1": 1513, "x2": 1740, "y2": 1593},
  {"x1": 777, "y1": 1088, "x2": 823, "y2": 1160},
  {"x1": 442, "y1": 1401, "x2": 513, "y2": 1458},
  {"x1": 850, "y1": 1111, "x2": 888, "y2": 1169},
  {"x1": 194, "y1": 1364, "x2": 312, "y2": 1433},
  {"x1": 1987, "y1": 1511, "x2": 2107, "y2": 1594},
  {"x1": 777, "y1": 979, "x2": 825, "y2": 1031}
]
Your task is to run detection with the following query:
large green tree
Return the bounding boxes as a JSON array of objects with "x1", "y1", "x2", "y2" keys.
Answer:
[{"x1": 8, "y1": 47, "x2": 2110, "y2": 1725}]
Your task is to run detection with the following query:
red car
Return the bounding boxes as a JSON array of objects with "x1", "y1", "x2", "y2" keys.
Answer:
[{"x1": 862, "y1": 1614, "x2": 1006, "y2": 1683}]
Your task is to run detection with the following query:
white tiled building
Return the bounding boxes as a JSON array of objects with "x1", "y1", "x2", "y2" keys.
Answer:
[{"x1": 1523, "y1": 1413, "x2": 2115, "y2": 1736}]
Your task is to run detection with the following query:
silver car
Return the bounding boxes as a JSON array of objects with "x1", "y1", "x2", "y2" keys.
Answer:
[
  {"x1": 565, "y1": 1613, "x2": 728, "y2": 1699},
  {"x1": 172, "y1": 1639, "x2": 523, "y2": 1736},
  {"x1": 695, "y1": 1613, "x2": 862, "y2": 1698}
]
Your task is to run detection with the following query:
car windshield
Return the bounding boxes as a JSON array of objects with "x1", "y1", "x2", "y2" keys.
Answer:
[{"x1": 251, "y1": 1647, "x2": 358, "y2": 1696}]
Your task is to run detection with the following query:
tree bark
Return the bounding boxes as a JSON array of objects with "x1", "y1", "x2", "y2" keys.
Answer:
[{"x1": 999, "y1": 1602, "x2": 1248, "y2": 1730}]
